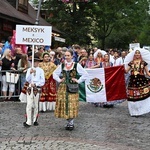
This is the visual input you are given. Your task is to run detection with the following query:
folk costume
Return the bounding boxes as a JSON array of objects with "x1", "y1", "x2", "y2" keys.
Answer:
[
  {"x1": 53, "y1": 61, "x2": 88, "y2": 130},
  {"x1": 23, "y1": 57, "x2": 45, "y2": 127},
  {"x1": 39, "y1": 59, "x2": 57, "y2": 112},
  {"x1": 110, "y1": 56, "x2": 121, "y2": 66},
  {"x1": 124, "y1": 48, "x2": 150, "y2": 116}
]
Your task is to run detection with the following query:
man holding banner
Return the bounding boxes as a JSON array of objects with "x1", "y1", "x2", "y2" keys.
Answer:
[{"x1": 23, "y1": 55, "x2": 45, "y2": 127}]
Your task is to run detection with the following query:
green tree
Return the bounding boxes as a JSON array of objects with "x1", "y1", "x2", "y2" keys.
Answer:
[
  {"x1": 105, "y1": 0, "x2": 150, "y2": 49},
  {"x1": 30, "y1": 0, "x2": 150, "y2": 49}
]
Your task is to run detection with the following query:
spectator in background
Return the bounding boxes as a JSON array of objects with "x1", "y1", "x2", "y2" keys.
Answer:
[
  {"x1": 49, "y1": 51, "x2": 55, "y2": 63},
  {"x1": 85, "y1": 54, "x2": 96, "y2": 68},
  {"x1": 120, "y1": 50, "x2": 127, "y2": 64},
  {"x1": 108, "y1": 49, "x2": 114, "y2": 62},
  {"x1": 27, "y1": 51, "x2": 32, "y2": 62},
  {"x1": 2, "y1": 36, "x2": 12, "y2": 54},
  {"x1": 72, "y1": 44, "x2": 81, "y2": 62},
  {"x1": 1, "y1": 49, "x2": 16, "y2": 101},
  {"x1": 13, "y1": 47, "x2": 22, "y2": 69},
  {"x1": 53, "y1": 51, "x2": 62, "y2": 66},
  {"x1": 0, "y1": 43, "x2": 4, "y2": 56},
  {"x1": 94, "y1": 50, "x2": 104, "y2": 64},
  {"x1": 93, "y1": 47, "x2": 98, "y2": 53},
  {"x1": 57, "y1": 47, "x2": 62, "y2": 53},
  {"x1": 18, "y1": 54, "x2": 31, "y2": 89},
  {"x1": 38, "y1": 46, "x2": 45, "y2": 57},
  {"x1": 110, "y1": 50, "x2": 121, "y2": 66},
  {"x1": 79, "y1": 49, "x2": 88, "y2": 68}
]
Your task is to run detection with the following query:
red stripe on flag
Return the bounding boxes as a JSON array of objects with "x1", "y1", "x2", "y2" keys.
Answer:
[{"x1": 105, "y1": 65, "x2": 127, "y2": 101}]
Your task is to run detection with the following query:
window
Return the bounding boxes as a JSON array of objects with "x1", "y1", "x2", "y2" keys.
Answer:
[
  {"x1": 18, "y1": 0, "x2": 28, "y2": 14},
  {"x1": 19, "y1": 0, "x2": 28, "y2": 6}
]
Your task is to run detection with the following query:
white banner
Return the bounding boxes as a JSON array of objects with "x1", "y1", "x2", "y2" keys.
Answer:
[
  {"x1": 54, "y1": 36, "x2": 66, "y2": 43},
  {"x1": 16, "y1": 25, "x2": 52, "y2": 45},
  {"x1": 129, "y1": 43, "x2": 140, "y2": 50}
]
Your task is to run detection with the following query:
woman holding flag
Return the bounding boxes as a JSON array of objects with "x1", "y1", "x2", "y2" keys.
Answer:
[
  {"x1": 53, "y1": 49, "x2": 88, "y2": 131},
  {"x1": 91, "y1": 53, "x2": 114, "y2": 108}
]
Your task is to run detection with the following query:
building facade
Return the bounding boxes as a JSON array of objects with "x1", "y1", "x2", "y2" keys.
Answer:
[{"x1": 0, "y1": 0, "x2": 61, "y2": 42}]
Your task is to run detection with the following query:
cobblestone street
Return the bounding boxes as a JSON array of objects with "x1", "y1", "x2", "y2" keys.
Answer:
[{"x1": 0, "y1": 101, "x2": 150, "y2": 150}]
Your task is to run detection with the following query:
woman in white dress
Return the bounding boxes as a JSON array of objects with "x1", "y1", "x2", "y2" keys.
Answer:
[{"x1": 124, "y1": 48, "x2": 150, "y2": 116}]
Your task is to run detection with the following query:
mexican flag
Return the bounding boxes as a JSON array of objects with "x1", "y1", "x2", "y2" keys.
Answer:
[{"x1": 79, "y1": 65, "x2": 127, "y2": 102}]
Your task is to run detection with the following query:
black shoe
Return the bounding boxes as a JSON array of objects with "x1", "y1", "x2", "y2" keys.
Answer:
[
  {"x1": 13, "y1": 99, "x2": 20, "y2": 102},
  {"x1": 33, "y1": 121, "x2": 39, "y2": 126},
  {"x1": 103, "y1": 104, "x2": 114, "y2": 108},
  {"x1": 69, "y1": 124, "x2": 74, "y2": 131},
  {"x1": 65, "y1": 124, "x2": 70, "y2": 130},
  {"x1": 23, "y1": 122, "x2": 31, "y2": 128},
  {"x1": 0, "y1": 99, "x2": 5, "y2": 102},
  {"x1": 40, "y1": 110, "x2": 45, "y2": 113},
  {"x1": 94, "y1": 103, "x2": 99, "y2": 107}
]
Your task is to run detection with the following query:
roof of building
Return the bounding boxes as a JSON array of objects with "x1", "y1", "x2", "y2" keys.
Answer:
[{"x1": 0, "y1": 0, "x2": 61, "y2": 33}]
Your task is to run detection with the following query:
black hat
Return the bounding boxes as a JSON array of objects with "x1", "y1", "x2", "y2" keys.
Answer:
[{"x1": 34, "y1": 53, "x2": 41, "y2": 62}]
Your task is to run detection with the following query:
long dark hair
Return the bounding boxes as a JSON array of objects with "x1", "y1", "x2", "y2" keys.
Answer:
[{"x1": 21, "y1": 54, "x2": 28, "y2": 67}]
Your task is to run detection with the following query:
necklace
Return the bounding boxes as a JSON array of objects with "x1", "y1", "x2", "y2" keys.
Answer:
[
  {"x1": 65, "y1": 62, "x2": 73, "y2": 70},
  {"x1": 43, "y1": 62, "x2": 49, "y2": 70}
]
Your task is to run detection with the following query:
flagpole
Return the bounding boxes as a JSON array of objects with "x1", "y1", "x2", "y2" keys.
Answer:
[
  {"x1": 31, "y1": 44, "x2": 35, "y2": 83},
  {"x1": 32, "y1": 0, "x2": 42, "y2": 82},
  {"x1": 35, "y1": 0, "x2": 42, "y2": 25}
]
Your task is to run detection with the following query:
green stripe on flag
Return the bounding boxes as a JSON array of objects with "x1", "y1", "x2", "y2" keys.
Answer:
[{"x1": 79, "y1": 82, "x2": 86, "y2": 102}]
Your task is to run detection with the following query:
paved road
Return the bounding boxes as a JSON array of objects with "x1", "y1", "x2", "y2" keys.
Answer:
[{"x1": 0, "y1": 101, "x2": 150, "y2": 150}]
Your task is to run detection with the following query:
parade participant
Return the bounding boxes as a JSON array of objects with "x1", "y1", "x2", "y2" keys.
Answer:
[
  {"x1": 39, "y1": 52, "x2": 57, "y2": 112},
  {"x1": 124, "y1": 48, "x2": 150, "y2": 116},
  {"x1": 92, "y1": 53, "x2": 113, "y2": 68},
  {"x1": 23, "y1": 55, "x2": 45, "y2": 128},
  {"x1": 53, "y1": 50, "x2": 88, "y2": 131},
  {"x1": 91, "y1": 54, "x2": 115, "y2": 108}
]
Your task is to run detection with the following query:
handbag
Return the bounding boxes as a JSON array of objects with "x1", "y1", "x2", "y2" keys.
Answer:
[
  {"x1": 67, "y1": 83, "x2": 79, "y2": 93},
  {"x1": 6, "y1": 72, "x2": 20, "y2": 84}
]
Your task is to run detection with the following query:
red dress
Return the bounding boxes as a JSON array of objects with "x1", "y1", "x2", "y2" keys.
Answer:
[{"x1": 39, "y1": 62, "x2": 57, "y2": 102}]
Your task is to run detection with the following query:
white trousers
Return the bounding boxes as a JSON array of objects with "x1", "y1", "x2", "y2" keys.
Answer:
[
  {"x1": 2, "y1": 75, "x2": 15, "y2": 92},
  {"x1": 26, "y1": 87, "x2": 40, "y2": 125}
]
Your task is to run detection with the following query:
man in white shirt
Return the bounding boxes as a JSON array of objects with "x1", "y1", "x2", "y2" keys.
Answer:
[
  {"x1": 110, "y1": 51, "x2": 121, "y2": 66},
  {"x1": 23, "y1": 55, "x2": 45, "y2": 128},
  {"x1": 120, "y1": 51, "x2": 127, "y2": 64}
]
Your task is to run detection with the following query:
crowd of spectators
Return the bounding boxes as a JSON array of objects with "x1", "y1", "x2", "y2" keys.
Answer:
[{"x1": 0, "y1": 36, "x2": 129, "y2": 102}]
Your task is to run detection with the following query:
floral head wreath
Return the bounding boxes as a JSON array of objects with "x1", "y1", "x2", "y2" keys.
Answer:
[{"x1": 42, "y1": 52, "x2": 50, "y2": 58}]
